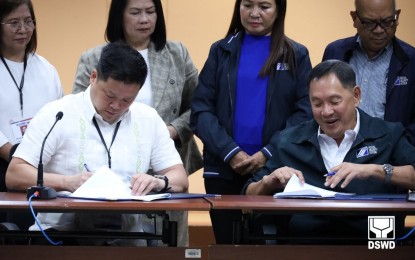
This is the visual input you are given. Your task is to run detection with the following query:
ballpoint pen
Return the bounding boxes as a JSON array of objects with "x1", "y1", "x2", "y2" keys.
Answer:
[
  {"x1": 324, "y1": 171, "x2": 336, "y2": 177},
  {"x1": 83, "y1": 163, "x2": 91, "y2": 172}
]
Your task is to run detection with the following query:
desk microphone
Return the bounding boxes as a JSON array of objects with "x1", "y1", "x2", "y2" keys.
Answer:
[{"x1": 27, "y1": 111, "x2": 63, "y2": 200}]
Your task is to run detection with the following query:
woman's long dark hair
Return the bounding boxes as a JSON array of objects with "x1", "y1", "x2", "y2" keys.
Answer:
[{"x1": 226, "y1": 0, "x2": 296, "y2": 77}]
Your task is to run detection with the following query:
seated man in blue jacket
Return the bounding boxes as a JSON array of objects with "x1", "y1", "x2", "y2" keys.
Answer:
[
  {"x1": 322, "y1": 0, "x2": 415, "y2": 145},
  {"x1": 243, "y1": 60, "x2": 415, "y2": 244}
]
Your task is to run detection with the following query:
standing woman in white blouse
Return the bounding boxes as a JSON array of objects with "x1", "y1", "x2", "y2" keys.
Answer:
[{"x1": 0, "y1": 0, "x2": 63, "y2": 193}]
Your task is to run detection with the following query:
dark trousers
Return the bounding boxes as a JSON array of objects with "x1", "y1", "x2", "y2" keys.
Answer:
[{"x1": 204, "y1": 177, "x2": 249, "y2": 244}]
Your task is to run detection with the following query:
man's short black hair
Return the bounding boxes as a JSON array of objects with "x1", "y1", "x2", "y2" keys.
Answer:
[
  {"x1": 307, "y1": 60, "x2": 356, "y2": 90},
  {"x1": 97, "y1": 41, "x2": 147, "y2": 87}
]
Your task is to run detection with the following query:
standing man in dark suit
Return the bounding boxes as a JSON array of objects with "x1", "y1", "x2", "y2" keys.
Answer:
[{"x1": 322, "y1": 0, "x2": 415, "y2": 145}]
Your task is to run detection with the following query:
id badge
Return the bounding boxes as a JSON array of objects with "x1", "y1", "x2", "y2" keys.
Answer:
[{"x1": 9, "y1": 118, "x2": 31, "y2": 143}]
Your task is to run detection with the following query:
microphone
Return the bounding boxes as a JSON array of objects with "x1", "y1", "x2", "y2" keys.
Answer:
[{"x1": 27, "y1": 111, "x2": 64, "y2": 200}]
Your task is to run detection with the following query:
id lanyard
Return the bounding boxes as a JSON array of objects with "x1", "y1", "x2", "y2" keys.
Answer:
[
  {"x1": 1, "y1": 54, "x2": 27, "y2": 117},
  {"x1": 92, "y1": 117, "x2": 121, "y2": 169}
]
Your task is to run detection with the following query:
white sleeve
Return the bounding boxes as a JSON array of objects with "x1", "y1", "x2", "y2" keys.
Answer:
[{"x1": 150, "y1": 112, "x2": 183, "y2": 172}]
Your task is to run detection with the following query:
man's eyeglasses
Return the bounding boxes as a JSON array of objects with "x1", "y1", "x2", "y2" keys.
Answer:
[
  {"x1": 355, "y1": 12, "x2": 397, "y2": 31},
  {"x1": 0, "y1": 19, "x2": 35, "y2": 32}
]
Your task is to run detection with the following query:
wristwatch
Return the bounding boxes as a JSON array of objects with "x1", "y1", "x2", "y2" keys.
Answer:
[
  {"x1": 154, "y1": 175, "x2": 170, "y2": 193},
  {"x1": 383, "y1": 164, "x2": 394, "y2": 184}
]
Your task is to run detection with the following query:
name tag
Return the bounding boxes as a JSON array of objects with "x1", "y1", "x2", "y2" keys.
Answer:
[{"x1": 9, "y1": 117, "x2": 31, "y2": 143}]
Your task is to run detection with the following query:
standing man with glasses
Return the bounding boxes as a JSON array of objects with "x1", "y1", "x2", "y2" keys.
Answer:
[{"x1": 323, "y1": 0, "x2": 415, "y2": 145}]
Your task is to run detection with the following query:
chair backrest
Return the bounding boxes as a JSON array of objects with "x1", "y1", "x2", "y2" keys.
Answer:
[
  {"x1": 9, "y1": 143, "x2": 19, "y2": 161},
  {"x1": 0, "y1": 159, "x2": 8, "y2": 193},
  {"x1": 0, "y1": 158, "x2": 8, "y2": 223},
  {"x1": 0, "y1": 143, "x2": 19, "y2": 192},
  {"x1": 3, "y1": 143, "x2": 33, "y2": 232},
  {"x1": 0, "y1": 143, "x2": 19, "y2": 224}
]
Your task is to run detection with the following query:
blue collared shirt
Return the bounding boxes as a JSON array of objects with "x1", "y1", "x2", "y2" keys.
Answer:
[{"x1": 349, "y1": 37, "x2": 393, "y2": 119}]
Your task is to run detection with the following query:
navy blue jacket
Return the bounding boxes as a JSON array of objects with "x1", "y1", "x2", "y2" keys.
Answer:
[
  {"x1": 191, "y1": 32, "x2": 312, "y2": 180},
  {"x1": 323, "y1": 36, "x2": 415, "y2": 145},
  {"x1": 245, "y1": 109, "x2": 415, "y2": 194}
]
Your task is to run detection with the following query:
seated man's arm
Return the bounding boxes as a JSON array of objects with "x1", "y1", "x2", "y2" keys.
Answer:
[
  {"x1": 246, "y1": 166, "x2": 304, "y2": 195},
  {"x1": 388, "y1": 165, "x2": 415, "y2": 190},
  {"x1": 129, "y1": 164, "x2": 188, "y2": 196},
  {"x1": 156, "y1": 164, "x2": 188, "y2": 193},
  {"x1": 6, "y1": 157, "x2": 92, "y2": 192},
  {"x1": 324, "y1": 163, "x2": 415, "y2": 190}
]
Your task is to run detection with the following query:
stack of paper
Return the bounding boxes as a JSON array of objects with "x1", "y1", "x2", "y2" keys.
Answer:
[
  {"x1": 273, "y1": 174, "x2": 353, "y2": 199},
  {"x1": 66, "y1": 165, "x2": 171, "y2": 201}
]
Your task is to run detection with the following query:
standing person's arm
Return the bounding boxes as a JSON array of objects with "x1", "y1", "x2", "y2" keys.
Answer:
[
  {"x1": 284, "y1": 45, "x2": 313, "y2": 127},
  {"x1": 190, "y1": 41, "x2": 242, "y2": 163},
  {"x1": 167, "y1": 42, "x2": 198, "y2": 146}
]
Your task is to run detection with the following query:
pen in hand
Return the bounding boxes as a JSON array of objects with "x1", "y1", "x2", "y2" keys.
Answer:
[
  {"x1": 324, "y1": 171, "x2": 336, "y2": 177},
  {"x1": 83, "y1": 163, "x2": 92, "y2": 172}
]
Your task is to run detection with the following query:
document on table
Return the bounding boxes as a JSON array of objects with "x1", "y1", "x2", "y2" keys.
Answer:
[
  {"x1": 273, "y1": 174, "x2": 353, "y2": 199},
  {"x1": 63, "y1": 165, "x2": 171, "y2": 201}
]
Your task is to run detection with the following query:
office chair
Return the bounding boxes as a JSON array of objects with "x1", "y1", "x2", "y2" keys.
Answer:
[
  {"x1": 0, "y1": 157, "x2": 9, "y2": 225},
  {"x1": 0, "y1": 143, "x2": 34, "y2": 245}
]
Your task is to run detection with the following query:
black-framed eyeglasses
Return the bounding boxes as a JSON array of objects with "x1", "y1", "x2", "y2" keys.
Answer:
[
  {"x1": 0, "y1": 19, "x2": 35, "y2": 32},
  {"x1": 355, "y1": 12, "x2": 397, "y2": 31}
]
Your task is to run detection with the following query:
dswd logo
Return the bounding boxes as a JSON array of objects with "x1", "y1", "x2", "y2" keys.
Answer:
[{"x1": 368, "y1": 216, "x2": 395, "y2": 249}]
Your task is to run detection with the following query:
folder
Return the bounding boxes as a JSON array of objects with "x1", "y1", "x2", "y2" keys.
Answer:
[{"x1": 332, "y1": 193, "x2": 407, "y2": 201}]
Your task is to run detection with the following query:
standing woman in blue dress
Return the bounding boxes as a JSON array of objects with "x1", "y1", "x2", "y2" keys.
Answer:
[{"x1": 191, "y1": 0, "x2": 312, "y2": 244}]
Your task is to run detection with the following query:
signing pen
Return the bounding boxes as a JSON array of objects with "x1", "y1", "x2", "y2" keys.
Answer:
[
  {"x1": 324, "y1": 171, "x2": 336, "y2": 177},
  {"x1": 83, "y1": 163, "x2": 92, "y2": 172}
]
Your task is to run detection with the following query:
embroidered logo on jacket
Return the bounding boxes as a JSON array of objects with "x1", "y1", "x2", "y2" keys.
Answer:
[
  {"x1": 356, "y1": 146, "x2": 378, "y2": 158},
  {"x1": 276, "y1": 63, "x2": 289, "y2": 71},
  {"x1": 394, "y1": 76, "x2": 408, "y2": 86}
]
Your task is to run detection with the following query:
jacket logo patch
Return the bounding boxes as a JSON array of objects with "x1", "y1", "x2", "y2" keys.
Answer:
[
  {"x1": 356, "y1": 146, "x2": 378, "y2": 158},
  {"x1": 276, "y1": 63, "x2": 289, "y2": 71},
  {"x1": 394, "y1": 76, "x2": 408, "y2": 86}
]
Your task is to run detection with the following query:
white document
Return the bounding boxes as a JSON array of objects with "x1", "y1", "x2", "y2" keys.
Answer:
[
  {"x1": 67, "y1": 165, "x2": 171, "y2": 201},
  {"x1": 273, "y1": 174, "x2": 353, "y2": 199}
]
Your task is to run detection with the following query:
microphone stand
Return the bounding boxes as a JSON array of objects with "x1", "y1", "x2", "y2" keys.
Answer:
[{"x1": 27, "y1": 112, "x2": 63, "y2": 199}]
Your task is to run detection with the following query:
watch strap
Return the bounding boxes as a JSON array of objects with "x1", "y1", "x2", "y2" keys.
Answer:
[
  {"x1": 383, "y1": 164, "x2": 393, "y2": 184},
  {"x1": 154, "y1": 175, "x2": 171, "y2": 193}
]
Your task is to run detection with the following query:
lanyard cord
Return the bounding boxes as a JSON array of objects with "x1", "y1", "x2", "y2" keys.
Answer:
[
  {"x1": 1, "y1": 54, "x2": 27, "y2": 117},
  {"x1": 92, "y1": 117, "x2": 121, "y2": 169}
]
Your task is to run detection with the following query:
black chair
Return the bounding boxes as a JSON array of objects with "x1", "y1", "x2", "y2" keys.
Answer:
[
  {"x1": 0, "y1": 143, "x2": 19, "y2": 222},
  {"x1": 0, "y1": 143, "x2": 34, "y2": 244},
  {"x1": 0, "y1": 157, "x2": 9, "y2": 224}
]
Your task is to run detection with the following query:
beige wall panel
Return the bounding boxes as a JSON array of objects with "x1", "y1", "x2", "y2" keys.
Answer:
[
  {"x1": 32, "y1": 0, "x2": 110, "y2": 92},
  {"x1": 32, "y1": 0, "x2": 415, "y2": 94}
]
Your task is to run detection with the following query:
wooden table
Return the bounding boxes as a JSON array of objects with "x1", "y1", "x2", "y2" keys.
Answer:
[
  {"x1": 205, "y1": 195, "x2": 415, "y2": 247},
  {"x1": 0, "y1": 192, "x2": 211, "y2": 247},
  {"x1": 204, "y1": 195, "x2": 415, "y2": 214}
]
